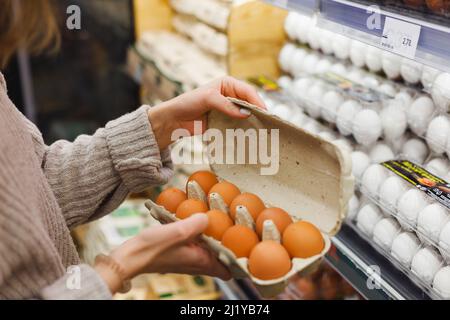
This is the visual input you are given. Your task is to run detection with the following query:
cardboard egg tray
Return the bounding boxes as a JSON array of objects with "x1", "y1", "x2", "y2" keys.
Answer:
[{"x1": 145, "y1": 98, "x2": 353, "y2": 297}]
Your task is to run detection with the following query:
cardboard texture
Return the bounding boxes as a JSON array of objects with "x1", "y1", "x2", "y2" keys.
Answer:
[{"x1": 145, "y1": 98, "x2": 354, "y2": 297}]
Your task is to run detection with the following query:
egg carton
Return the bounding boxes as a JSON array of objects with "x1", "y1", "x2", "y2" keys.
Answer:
[
  {"x1": 170, "y1": 0, "x2": 231, "y2": 31},
  {"x1": 146, "y1": 97, "x2": 353, "y2": 297},
  {"x1": 356, "y1": 160, "x2": 450, "y2": 264},
  {"x1": 172, "y1": 14, "x2": 228, "y2": 57},
  {"x1": 346, "y1": 215, "x2": 450, "y2": 300}
]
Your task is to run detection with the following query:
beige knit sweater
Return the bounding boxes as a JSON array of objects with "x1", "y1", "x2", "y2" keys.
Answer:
[{"x1": 0, "y1": 72, "x2": 173, "y2": 299}]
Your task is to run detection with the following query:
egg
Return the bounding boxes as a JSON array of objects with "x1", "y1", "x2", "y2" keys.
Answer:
[
  {"x1": 282, "y1": 221, "x2": 325, "y2": 258},
  {"x1": 230, "y1": 193, "x2": 265, "y2": 221},
  {"x1": 290, "y1": 110, "x2": 308, "y2": 128},
  {"x1": 400, "y1": 58, "x2": 423, "y2": 84},
  {"x1": 272, "y1": 103, "x2": 292, "y2": 121},
  {"x1": 329, "y1": 63, "x2": 347, "y2": 76},
  {"x1": 390, "y1": 133, "x2": 409, "y2": 154},
  {"x1": 321, "y1": 90, "x2": 344, "y2": 123},
  {"x1": 307, "y1": 26, "x2": 322, "y2": 50},
  {"x1": 306, "y1": 83, "x2": 325, "y2": 118},
  {"x1": 421, "y1": 65, "x2": 440, "y2": 89},
  {"x1": 401, "y1": 138, "x2": 429, "y2": 164},
  {"x1": 380, "y1": 104, "x2": 407, "y2": 141},
  {"x1": 278, "y1": 43, "x2": 297, "y2": 72},
  {"x1": 284, "y1": 12, "x2": 299, "y2": 40},
  {"x1": 361, "y1": 164, "x2": 389, "y2": 197},
  {"x1": 248, "y1": 241, "x2": 292, "y2": 280},
  {"x1": 373, "y1": 218, "x2": 401, "y2": 251},
  {"x1": 431, "y1": 73, "x2": 450, "y2": 113},
  {"x1": 332, "y1": 34, "x2": 351, "y2": 60},
  {"x1": 397, "y1": 189, "x2": 429, "y2": 230},
  {"x1": 295, "y1": 14, "x2": 312, "y2": 43},
  {"x1": 315, "y1": 58, "x2": 332, "y2": 74},
  {"x1": 175, "y1": 199, "x2": 209, "y2": 219},
  {"x1": 291, "y1": 48, "x2": 308, "y2": 75},
  {"x1": 362, "y1": 75, "x2": 380, "y2": 89},
  {"x1": 390, "y1": 232, "x2": 421, "y2": 267},
  {"x1": 381, "y1": 51, "x2": 402, "y2": 79},
  {"x1": 208, "y1": 181, "x2": 240, "y2": 206},
  {"x1": 426, "y1": 0, "x2": 450, "y2": 14},
  {"x1": 433, "y1": 267, "x2": 450, "y2": 299},
  {"x1": 379, "y1": 176, "x2": 408, "y2": 211},
  {"x1": 408, "y1": 96, "x2": 435, "y2": 136},
  {"x1": 351, "y1": 151, "x2": 371, "y2": 180},
  {"x1": 425, "y1": 158, "x2": 449, "y2": 177},
  {"x1": 156, "y1": 188, "x2": 187, "y2": 213},
  {"x1": 411, "y1": 247, "x2": 443, "y2": 285},
  {"x1": 394, "y1": 91, "x2": 413, "y2": 111},
  {"x1": 336, "y1": 100, "x2": 362, "y2": 136},
  {"x1": 303, "y1": 53, "x2": 320, "y2": 75},
  {"x1": 346, "y1": 194, "x2": 360, "y2": 221},
  {"x1": 319, "y1": 29, "x2": 334, "y2": 55},
  {"x1": 417, "y1": 203, "x2": 449, "y2": 244},
  {"x1": 187, "y1": 171, "x2": 218, "y2": 194},
  {"x1": 350, "y1": 40, "x2": 368, "y2": 68},
  {"x1": 439, "y1": 221, "x2": 450, "y2": 263},
  {"x1": 295, "y1": 278, "x2": 318, "y2": 300},
  {"x1": 277, "y1": 76, "x2": 292, "y2": 91},
  {"x1": 303, "y1": 121, "x2": 321, "y2": 135},
  {"x1": 292, "y1": 78, "x2": 312, "y2": 100},
  {"x1": 222, "y1": 225, "x2": 259, "y2": 258},
  {"x1": 369, "y1": 143, "x2": 395, "y2": 163},
  {"x1": 353, "y1": 109, "x2": 382, "y2": 146},
  {"x1": 426, "y1": 116, "x2": 450, "y2": 154},
  {"x1": 204, "y1": 209, "x2": 233, "y2": 240},
  {"x1": 356, "y1": 204, "x2": 383, "y2": 237},
  {"x1": 347, "y1": 68, "x2": 365, "y2": 83},
  {"x1": 365, "y1": 46, "x2": 382, "y2": 72},
  {"x1": 256, "y1": 207, "x2": 293, "y2": 237},
  {"x1": 334, "y1": 139, "x2": 354, "y2": 153},
  {"x1": 378, "y1": 83, "x2": 397, "y2": 97}
]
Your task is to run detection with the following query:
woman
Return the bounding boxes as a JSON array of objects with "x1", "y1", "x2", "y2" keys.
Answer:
[{"x1": 0, "y1": 1, "x2": 265, "y2": 299}]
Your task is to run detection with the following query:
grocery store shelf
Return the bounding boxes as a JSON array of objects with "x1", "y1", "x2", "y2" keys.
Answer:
[
  {"x1": 265, "y1": 0, "x2": 318, "y2": 16},
  {"x1": 265, "y1": 0, "x2": 450, "y2": 72},
  {"x1": 326, "y1": 225, "x2": 431, "y2": 300}
]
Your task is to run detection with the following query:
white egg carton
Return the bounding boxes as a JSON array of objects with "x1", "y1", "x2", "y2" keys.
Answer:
[
  {"x1": 356, "y1": 161, "x2": 450, "y2": 265},
  {"x1": 346, "y1": 214, "x2": 450, "y2": 300},
  {"x1": 146, "y1": 98, "x2": 353, "y2": 297},
  {"x1": 170, "y1": 0, "x2": 231, "y2": 31}
]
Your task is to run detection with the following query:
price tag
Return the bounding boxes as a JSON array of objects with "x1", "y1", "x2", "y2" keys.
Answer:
[
  {"x1": 266, "y1": 0, "x2": 289, "y2": 8},
  {"x1": 380, "y1": 17, "x2": 421, "y2": 59}
]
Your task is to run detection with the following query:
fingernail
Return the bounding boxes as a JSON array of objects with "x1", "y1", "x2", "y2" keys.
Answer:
[{"x1": 239, "y1": 108, "x2": 251, "y2": 116}]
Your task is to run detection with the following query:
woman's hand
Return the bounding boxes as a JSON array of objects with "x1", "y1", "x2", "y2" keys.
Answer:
[
  {"x1": 148, "y1": 76, "x2": 266, "y2": 150},
  {"x1": 95, "y1": 214, "x2": 231, "y2": 294}
]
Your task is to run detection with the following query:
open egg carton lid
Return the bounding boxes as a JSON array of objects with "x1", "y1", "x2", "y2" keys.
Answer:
[{"x1": 207, "y1": 97, "x2": 354, "y2": 235}]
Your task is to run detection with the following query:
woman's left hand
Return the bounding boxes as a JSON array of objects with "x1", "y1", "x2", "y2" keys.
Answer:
[{"x1": 148, "y1": 76, "x2": 266, "y2": 150}]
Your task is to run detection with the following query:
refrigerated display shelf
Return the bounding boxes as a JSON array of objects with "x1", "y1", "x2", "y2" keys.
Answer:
[
  {"x1": 326, "y1": 225, "x2": 431, "y2": 300},
  {"x1": 265, "y1": 0, "x2": 450, "y2": 73}
]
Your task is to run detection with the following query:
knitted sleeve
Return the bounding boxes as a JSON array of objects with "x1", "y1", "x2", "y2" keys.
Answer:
[{"x1": 35, "y1": 106, "x2": 173, "y2": 229}]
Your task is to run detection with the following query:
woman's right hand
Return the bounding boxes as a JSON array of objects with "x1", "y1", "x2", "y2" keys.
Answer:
[{"x1": 94, "y1": 214, "x2": 231, "y2": 294}]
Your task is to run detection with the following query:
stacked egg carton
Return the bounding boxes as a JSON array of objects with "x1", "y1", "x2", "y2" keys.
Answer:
[
  {"x1": 170, "y1": 0, "x2": 230, "y2": 57},
  {"x1": 282, "y1": 11, "x2": 450, "y2": 158},
  {"x1": 347, "y1": 196, "x2": 450, "y2": 300}
]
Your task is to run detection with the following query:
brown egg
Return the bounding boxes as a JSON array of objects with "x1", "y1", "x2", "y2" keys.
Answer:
[
  {"x1": 187, "y1": 171, "x2": 218, "y2": 194},
  {"x1": 255, "y1": 207, "x2": 293, "y2": 237},
  {"x1": 156, "y1": 188, "x2": 187, "y2": 213},
  {"x1": 175, "y1": 199, "x2": 208, "y2": 219},
  {"x1": 229, "y1": 193, "x2": 265, "y2": 221},
  {"x1": 248, "y1": 241, "x2": 292, "y2": 280},
  {"x1": 426, "y1": 0, "x2": 450, "y2": 13},
  {"x1": 208, "y1": 181, "x2": 240, "y2": 206},
  {"x1": 282, "y1": 221, "x2": 325, "y2": 258},
  {"x1": 221, "y1": 225, "x2": 259, "y2": 258},
  {"x1": 319, "y1": 272, "x2": 339, "y2": 300},
  {"x1": 204, "y1": 210, "x2": 233, "y2": 241}
]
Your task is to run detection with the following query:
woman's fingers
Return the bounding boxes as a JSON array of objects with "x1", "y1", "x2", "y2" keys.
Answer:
[
  {"x1": 206, "y1": 91, "x2": 250, "y2": 119},
  {"x1": 221, "y1": 77, "x2": 267, "y2": 110}
]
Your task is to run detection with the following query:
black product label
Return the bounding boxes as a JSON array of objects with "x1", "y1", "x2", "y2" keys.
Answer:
[
  {"x1": 318, "y1": 72, "x2": 389, "y2": 103},
  {"x1": 382, "y1": 160, "x2": 450, "y2": 209}
]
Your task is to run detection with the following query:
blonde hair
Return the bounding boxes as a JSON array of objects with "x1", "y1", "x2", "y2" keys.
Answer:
[{"x1": 0, "y1": 0, "x2": 60, "y2": 67}]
